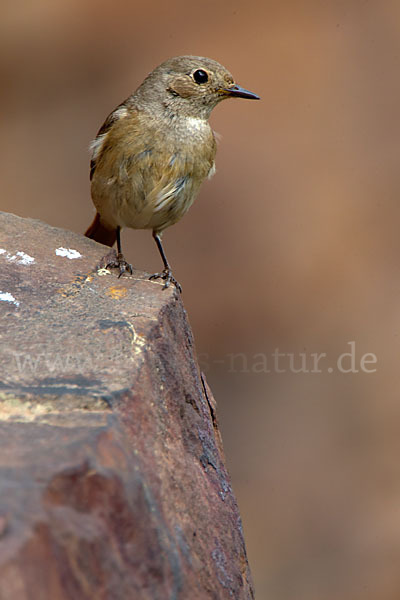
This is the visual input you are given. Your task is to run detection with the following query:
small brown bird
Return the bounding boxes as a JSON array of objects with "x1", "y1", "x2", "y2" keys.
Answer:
[{"x1": 85, "y1": 55, "x2": 259, "y2": 290}]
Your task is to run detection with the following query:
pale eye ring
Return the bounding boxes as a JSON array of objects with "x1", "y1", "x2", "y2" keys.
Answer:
[{"x1": 192, "y1": 69, "x2": 209, "y2": 84}]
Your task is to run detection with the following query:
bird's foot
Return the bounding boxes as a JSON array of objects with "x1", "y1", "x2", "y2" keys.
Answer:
[
  {"x1": 149, "y1": 269, "x2": 182, "y2": 293},
  {"x1": 105, "y1": 252, "x2": 133, "y2": 278}
]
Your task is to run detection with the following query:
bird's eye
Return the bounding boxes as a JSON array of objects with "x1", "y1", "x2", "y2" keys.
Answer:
[{"x1": 192, "y1": 69, "x2": 208, "y2": 84}]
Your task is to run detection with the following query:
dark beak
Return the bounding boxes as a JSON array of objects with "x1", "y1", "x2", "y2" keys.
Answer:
[{"x1": 221, "y1": 84, "x2": 260, "y2": 100}]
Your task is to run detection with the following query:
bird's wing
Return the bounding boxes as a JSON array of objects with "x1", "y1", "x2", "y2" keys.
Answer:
[{"x1": 89, "y1": 103, "x2": 130, "y2": 181}]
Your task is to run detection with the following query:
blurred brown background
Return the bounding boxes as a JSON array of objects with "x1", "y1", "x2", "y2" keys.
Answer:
[{"x1": 2, "y1": 0, "x2": 400, "y2": 597}]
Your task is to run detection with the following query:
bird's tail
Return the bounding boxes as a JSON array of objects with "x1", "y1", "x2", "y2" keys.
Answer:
[{"x1": 85, "y1": 213, "x2": 116, "y2": 247}]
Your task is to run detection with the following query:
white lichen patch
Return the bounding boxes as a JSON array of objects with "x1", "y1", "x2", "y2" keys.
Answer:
[
  {"x1": 0, "y1": 249, "x2": 35, "y2": 265},
  {"x1": 96, "y1": 268, "x2": 112, "y2": 276},
  {"x1": 55, "y1": 247, "x2": 82, "y2": 259},
  {"x1": 0, "y1": 291, "x2": 19, "y2": 306},
  {"x1": 14, "y1": 251, "x2": 35, "y2": 265}
]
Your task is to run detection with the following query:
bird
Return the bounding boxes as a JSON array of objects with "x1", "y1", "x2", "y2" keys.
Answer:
[{"x1": 85, "y1": 55, "x2": 259, "y2": 291}]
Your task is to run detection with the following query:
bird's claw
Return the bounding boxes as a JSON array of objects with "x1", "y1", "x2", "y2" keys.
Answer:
[
  {"x1": 105, "y1": 253, "x2": 133, "y2": 277},
  {"x1": 149, "y1": 269, "x2": 182, "y2": 293}
]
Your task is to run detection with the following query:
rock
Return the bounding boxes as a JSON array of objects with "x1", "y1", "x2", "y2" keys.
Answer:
[{"x1": 0, "y1": 211, "x2": 254, "y2": 599}]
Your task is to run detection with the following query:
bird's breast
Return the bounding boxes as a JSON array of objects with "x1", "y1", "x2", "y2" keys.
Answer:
[{"x1": 91, "y1": 110, "x2": 216, "y2": 231}]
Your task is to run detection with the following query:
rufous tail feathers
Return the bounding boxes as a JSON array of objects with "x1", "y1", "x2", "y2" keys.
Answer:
[{"x1": 85, "y1": 213, "x2": 116, "y2": 247}]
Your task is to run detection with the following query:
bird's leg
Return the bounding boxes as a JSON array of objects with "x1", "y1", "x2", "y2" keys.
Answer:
[
  {"x1": 105, "y1": 226, "x2": 133, "y2": 277},
  {"x1": 149, "y1": 231, "x2": 182, "y2": 292}
]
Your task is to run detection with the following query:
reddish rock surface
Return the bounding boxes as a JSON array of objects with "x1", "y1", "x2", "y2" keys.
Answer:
[{"x1": 0, "y1": 211, "x2": 254, "y2": 599}]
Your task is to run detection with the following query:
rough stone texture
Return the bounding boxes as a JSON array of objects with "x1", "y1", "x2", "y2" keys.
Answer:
[{"x1": 0, "y1": 211, "x2": 254, "y2": 600}]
